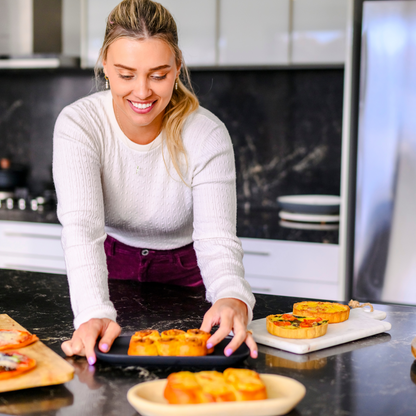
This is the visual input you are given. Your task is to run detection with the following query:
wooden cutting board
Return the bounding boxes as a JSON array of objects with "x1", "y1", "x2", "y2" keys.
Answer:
[{"x1": 0, "y1": 314, "x2": 74, "y2": 393}]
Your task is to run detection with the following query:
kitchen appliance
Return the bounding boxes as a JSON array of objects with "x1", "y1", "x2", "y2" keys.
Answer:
[
  {"x1": 0, "y1": 187, "x2": 56, "y2": 212},
  {"x1": 0, "y1": 0, "x2": 80, "y2": 68},
  {"x1": 0, "y1": 158, "x2": 28, "y2": 191},
  {"x1": 346, "y1": 0, "x2": 416, "y2": 305}
]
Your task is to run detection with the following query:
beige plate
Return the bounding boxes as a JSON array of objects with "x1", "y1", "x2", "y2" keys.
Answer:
[{"x1": 127, "y1": 374, "x2": 306, "y2": 416}]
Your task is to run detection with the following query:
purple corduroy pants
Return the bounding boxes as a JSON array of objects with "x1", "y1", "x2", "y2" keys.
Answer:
[{"x1": 104, "y1": 235, "x2": 204, "y2": 287}]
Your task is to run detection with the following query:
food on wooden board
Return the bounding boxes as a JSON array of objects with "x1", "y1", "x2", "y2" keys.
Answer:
[
  {"x1": 128, "y1": 328, "x2": 212, "y2": 356},
  {"x1": 266, "y1": 314, "x2": 329, "y2": 339},
  {"x1": 0, "y1": 351, "x2": 36, "y2": 380},
  {"x1": 293, "y1": 301, "x2": 350, "y2": 323},
  {"x1": 411, "y1": 337, "x2": 416, "y2": 359},
  {"x1": 164, "y1": 368, "x2": 267, "y2": 404},
  {"x1": 0, "y1": 329, "x2": 39, "y2": 351}
]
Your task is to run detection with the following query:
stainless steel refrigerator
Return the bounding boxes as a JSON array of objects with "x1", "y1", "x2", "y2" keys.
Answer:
[{"x1": 348, "y1": 0, "x2": 416, "y2": 305}]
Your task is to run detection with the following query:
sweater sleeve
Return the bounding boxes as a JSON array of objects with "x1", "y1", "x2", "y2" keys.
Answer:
[
  {"x1": 52, "y1": 107, "x2": 117, "y2": 329},
  {"x1": 191, "y1": 123, "x2": 256, "y2": 323}
]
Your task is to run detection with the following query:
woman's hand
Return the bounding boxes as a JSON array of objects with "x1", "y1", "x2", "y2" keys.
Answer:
[
  {"x1": 61, "y1": 318, "x2": 121, "y2": 365},
  {"x1": 200, "y1": 298, "x2": 258, "y2": 359}
]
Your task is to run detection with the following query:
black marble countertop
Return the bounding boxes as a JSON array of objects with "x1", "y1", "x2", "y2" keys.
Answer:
[
  {"x1": 0, "y1": 269, "x2": 415, "y2": 415},
  {"x1": 0, "y1": 207, "x2": 338, "y2": 244},
  {"x1": 237, "y1": 208, "x2": 339, "y2": 244}
]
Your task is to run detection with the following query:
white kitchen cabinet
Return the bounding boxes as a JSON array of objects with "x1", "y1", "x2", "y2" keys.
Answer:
[
  {"x1": 82, "y1": 0, "x2": 217, "y2": 68},
  {"x1": 81, "y1": 0, "x2": 349, "y2": 68},
  {"x1": 240, "y1": 237, "x2": 341, "y2": 300},
  {"x1": 0, "y1": 221, "x2": 66, "y2": 275},
  {"x1": 218, "y1": 0, "x2": 290, "y2": 65},
  {"x1": 82, "y1": 0, "x2": 118, "y2": 68},
  {"x1": 157, "y1": 0, "x2": 217, "y2": 66},
  {"x1": 291, "y1": 0, "x2": 349, "y2": 65}
]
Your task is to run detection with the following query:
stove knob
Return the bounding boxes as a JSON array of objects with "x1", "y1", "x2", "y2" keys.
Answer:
[
  {"x1": 30, "y1": 199, "x2": 38, "y2": 211},
  {"x1": 6, "y1": 198, "x2": 14, "y2": 210},
  {"x1": 18, "y1": 198, "x2": 26, "y2": 210},
  {"x1": 36, "y1": 196, "x2": 46, "y2": 205}
]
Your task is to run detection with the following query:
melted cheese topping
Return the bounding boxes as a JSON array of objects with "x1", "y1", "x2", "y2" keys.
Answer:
[
  {"x1": 0, "y1": 353, "x2": 21, "y2": 370},
  {"x1": 0, "y1": 331, "x2": 19, "y2": 343}
]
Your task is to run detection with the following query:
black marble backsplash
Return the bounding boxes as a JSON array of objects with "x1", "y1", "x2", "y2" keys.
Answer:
[
  {"x1": 0, "y1": 67, "x2": 343, "y2": 201},
  {"x1": 0, "y1": 67, "x2": 343, "y2": 243}
]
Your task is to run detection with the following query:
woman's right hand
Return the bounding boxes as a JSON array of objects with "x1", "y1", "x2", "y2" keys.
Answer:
[{"x1": 61, "y1": 318, "x2": 121, "y2": 365}]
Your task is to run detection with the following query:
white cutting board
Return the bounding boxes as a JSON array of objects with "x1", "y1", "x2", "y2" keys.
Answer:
[{"x1": 248, "y1": 309, "x2": 391, "y2": 355}]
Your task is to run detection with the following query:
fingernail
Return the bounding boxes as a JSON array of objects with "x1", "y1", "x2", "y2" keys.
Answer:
[
  {"x1": 88, "y1": 356, "x2": 96, "y2": 366},
  {"x1": 225, "y1": 348, "x2": 233, "y2": 357},
  {"x1": 252, "y1": 350, "x2": 258, "y2": 358},
  {"x1": 206, "y1": 343, "x2": 213, "y2": 349},
  {"x1": 101, "y1": 343, "x2": 109, "y2": 352}
]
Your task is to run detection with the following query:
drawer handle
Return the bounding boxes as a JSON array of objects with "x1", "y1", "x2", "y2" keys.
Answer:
[
  {"x1": 244, "y1": 251, "x2": 270, "y2": 256},
  {"x1": 250, "y1": 287, "x2": 272, "y2": 293},
  {"x1": 4, "y1": 232, "x2": 61, "y2": 240}
]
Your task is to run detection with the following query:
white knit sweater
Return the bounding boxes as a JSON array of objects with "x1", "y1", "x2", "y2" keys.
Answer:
[{"x1": 53, "y1": 90, "x2": 255, "y2": 329}]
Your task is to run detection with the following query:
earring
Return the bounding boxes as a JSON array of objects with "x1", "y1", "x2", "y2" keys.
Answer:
[
  {"x1": 105, "y1": 75, "x2": 109, "y2": 89},
  {"x1": 175, "y1": 79, "x2": 178, "y2": 90}
]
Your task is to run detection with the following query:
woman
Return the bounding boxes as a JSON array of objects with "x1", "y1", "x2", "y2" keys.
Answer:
[{"x1": 53, "y1": 0, "x2": 256, "y2": 366}]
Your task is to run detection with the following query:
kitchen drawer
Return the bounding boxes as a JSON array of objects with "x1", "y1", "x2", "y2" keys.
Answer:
[
  {"x1": 0, "y1": 221, "x2": 63, "y2": 258},
  {"x1": 245, "y1": 274, "x2": 339, "y2": 301},
  {"x1": 241, "y1": 238, "x2": 339, "y2": 283},
  {"x1": 0, "y1": 254, "x2": 66, "y2": 275}
]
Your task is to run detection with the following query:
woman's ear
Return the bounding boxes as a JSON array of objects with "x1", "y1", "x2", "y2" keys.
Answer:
[{"x1": 102, "y1": 60, "x2": 107, "y2": 77}]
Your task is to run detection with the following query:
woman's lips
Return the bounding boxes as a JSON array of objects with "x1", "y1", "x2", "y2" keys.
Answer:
[{"x1": 128, "y1": 99, "x2": 156, "y2": 114}]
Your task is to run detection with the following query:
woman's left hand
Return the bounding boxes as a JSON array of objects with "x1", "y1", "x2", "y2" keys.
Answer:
[{"x1": 200, "y1": 298, "x2": 258, "y2": 359}]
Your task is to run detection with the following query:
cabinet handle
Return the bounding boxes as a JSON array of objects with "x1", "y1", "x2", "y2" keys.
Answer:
[
  {"x1": 243, "y1": 251, "x2": 270, "y2": 256},
  {"x1": 250, "y1": 287, "x2": 272, "y2": 293},
  {"x1": 4, "y1": 232, "x2": 61, "y2": 240}
]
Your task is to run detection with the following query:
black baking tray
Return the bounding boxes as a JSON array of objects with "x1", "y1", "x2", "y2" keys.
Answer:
[{"x1": 95, "y1": 336, "x2": 249, "y2": 366}]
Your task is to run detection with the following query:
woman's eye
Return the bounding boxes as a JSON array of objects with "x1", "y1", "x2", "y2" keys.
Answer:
[
  {"x1": 152, "y1": 74, "x2": 167, "y2": 81},
  {"x1": 119, "y1": 74, "x2": 133, "y2": 80}
]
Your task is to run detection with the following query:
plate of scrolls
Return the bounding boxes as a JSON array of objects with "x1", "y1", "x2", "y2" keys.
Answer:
[
  {"x1": 127, "y1": 374, "x2": 306, "y2": 416},
  {"x1": 95, "y1": 336, "x2": 249, "y2": 366}
]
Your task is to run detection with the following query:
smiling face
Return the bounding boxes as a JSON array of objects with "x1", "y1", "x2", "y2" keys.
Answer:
[{"x1": 103, "y1": 37, "x2": 180, "y2": 144}]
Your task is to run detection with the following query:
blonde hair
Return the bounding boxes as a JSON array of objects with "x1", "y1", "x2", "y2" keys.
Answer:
[{"x1": 95, "y1": 0, "x2": 199, "y2": 182}]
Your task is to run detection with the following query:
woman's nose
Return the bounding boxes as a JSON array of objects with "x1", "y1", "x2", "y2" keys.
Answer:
[{"x1": 134, "y1": 77, "x2": 152, "y2": 100}]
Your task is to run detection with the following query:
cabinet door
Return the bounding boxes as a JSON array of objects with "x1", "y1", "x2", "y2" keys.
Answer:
[
  {"x1": 82, "y1": 0, "x2": 119, "y2": 68},
  {"x1": 157, "y1": 0, "x2": 217, "y2": 66},
  {"x1": 0, "y1": 221, "x2": 66, "y2": 274},
  {"x1": 244, "y1": 274, "x2": 339, "y2": 300},
  {"x1": 219, "y1": 0, "x2": 290, "y2": 65},
  {"x1": 241, "y1": 237, "x2": 339, "y2": 283},
  {"x1": 82, "y1": 0, "x2": 216, "y2": 68},
  {"x1": 291, "y1": 0, "x2": 349, "y2": 64}
]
